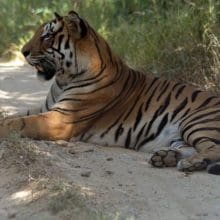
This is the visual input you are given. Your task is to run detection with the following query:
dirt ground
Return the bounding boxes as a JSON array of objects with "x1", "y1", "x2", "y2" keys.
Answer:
[{"x1": 0, "y1": 61, "x2": 220, "y2": 220}]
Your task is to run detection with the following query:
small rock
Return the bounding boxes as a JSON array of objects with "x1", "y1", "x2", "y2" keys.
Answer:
[
  {"x1": 55, "y1": 140, "x2": 68, "y2": 147},
  {"x1": 8, "y1": 212, "x2": 16, "y2": 219},
  {"x1": 83, "y1": 148, "x2": 94, "y2": 153},
  {"x1": 68, "y1": 149, "x2": 76, "y2": 154},
  {"x1": 68, "y1": 146, "x2": 94, "y2": 154},
  {"x1": 81, "y1": 171, "x2": 91, "y2": 177},
  {"x1": 106, "y1": 157, "x2": 113, "y2": 161},
  {"x1": 105, "y1": 170, "x2": 114, "y2": 175},
  {"x1": 196, "y1": 213, "x2": 208, "y2": 217}
]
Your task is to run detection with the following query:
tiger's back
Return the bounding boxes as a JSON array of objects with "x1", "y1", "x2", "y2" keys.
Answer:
[{"x1": 1, "y1": 11, "x2": 220, "y2": 174}]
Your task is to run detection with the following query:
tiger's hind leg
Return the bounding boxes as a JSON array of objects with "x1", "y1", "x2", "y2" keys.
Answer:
[
  {"x1": 177, "y1": 107, "x2": 220, "y2": 174},
  {"x1": 177, "y1": 139, "x2": 220, "y2": 174}
]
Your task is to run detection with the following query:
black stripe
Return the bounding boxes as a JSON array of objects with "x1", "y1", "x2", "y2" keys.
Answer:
[
  {"x1": 172, "y1": 82, "x2": 182, "y2": 91},
  {"x1": 57, "y1": 34, "x2": 64, "y2": 51},
  {"x1": 90, "y1": 27, "x2": 100, "y2": 42},
  {"x1": 192, "y1": 137, "x2": 220, "y2": 146},
  {"x1": 72, "y1": 64, "x2": 106, "y2": 84},
  {"x1": 55, "y1": 25, "x2": 64, "y2": 35},
  {"x1": 79, "y1": 132, "x2": 86, "y2": 141},
  {"x1": 157, "y1": 92, "x2": 171, "y2": 115},
  {"x1": 145, "y1": 84, "x2": 160, "y2": 111},
  {"x1": 45, "y1": 97, "x2": 49, "y2": 111},
  {"x1": 125, "y1": 128, "x2": 132, "y2": 148},
  {"x1": 58, "y1": 98, "x2": 84, "y2": 102},
  {"x1": 137, "y1": 114, "x2": 169, "y2": 150},
  {"x1": 64, "y1": 75, "x2": 105, "y2": 91},
  {"x1": 79, "y1": 18, "x2": 87, "y2": 37},
  {"x1": 71, "y1": 63, "x2": 123, "y2": 96},
  {"x1": 144, "y1": 77, "x2": 159, "y2": 95},
  {"x1": 84, "y1": 134, "x2": 93, "y2": 142},
  {"x1": 184, "y1": 109, "x2": 220, "y2": 126},
  {"x1": 175, "y1": 85, "x2": 186, "y2": 99},
  {"x1": 123, "y1": 75, "x2": 146, "y2": 121},
  {"x1": 171, "y1": 98, "x2": 188, "y2": 122},
  {"x1": 157, "y1": 82, "x2": 170, "y2": 101},
  {"x1": 134, "y1": 123, "x2": 147, "y2": 149},
  {"x1": 186, "y1": 127, "x2": 220, "y2": 142},
  {"x1": 191, "y1": 90, "x2": 202, "y2": 102},
  {"x1": 156, "y1": 113, "x2": 169, "y2": 136},
  {"x1": 78, "y1": 70, "x2": 128, "y2": 121},
  {"x1": 181, "y1": 117, "x2": 220, "y2": 138},
  {"x1": 159, "y1": 80, "x2": 167, "y2": 91},
  {"x1": 65, "y1": 37, "x2": 70, "y2": 49},
  {"x1": 195, "y1": 96, "x2": 217, "y2": 110},
  {"x1": 52, "y1": 107, "x2": 86, "y2": 113},
  {"x1": 51, "y1": 47, "x2": 65, "y2": 59},
  {"x1": 177, "y1": 108, "x2": 191, "y2": 122},
  {"x1": 133, "y1": 104, "x2": 143, "y2": 131},
  {"x1": 144, "y1": 93, "x2": 171, "y2": 138},
  {"x1": 100, "y1": 113, "x2": 124, "y2": 138},
  {"x1": 70, "y1": 68, "x2": 129, "y2": 123},
  {"x1": 52, "y1": 109, "x2": 70, "y2": 115},
  {"x1": 115, "y1": 123, "x2": 124, "y2": 142},
  {"x1": 179, "y1": 107, "x2": 220, "y2": 127},
  {"x1": 137, "y1": 133, "x2": 155, "y2": 149},
  {"x1": 214, "y1": 101, "x2": 220, "y2": 106}
]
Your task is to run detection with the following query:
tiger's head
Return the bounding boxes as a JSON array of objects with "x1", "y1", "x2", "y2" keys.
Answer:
[{"x1": 22, "y1": 11, "x2": 111, "y2": 82}]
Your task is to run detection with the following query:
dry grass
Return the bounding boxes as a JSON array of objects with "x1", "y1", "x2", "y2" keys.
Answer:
[
  {"x1": 0, "y1": 108, "x2": 7, "y2": 119},
  {"x1": 48, "y1": 180, "x2": 111, "y2": 220},
  {"x1": 2, "y1": 132, "x2": 38, "y2": 166},
  {"x1": 0, "y1": 131, "x2": 51, "y2": 181}
]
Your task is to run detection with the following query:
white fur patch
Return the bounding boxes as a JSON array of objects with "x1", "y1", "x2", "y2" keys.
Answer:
[{"x1": 139, "y1": 124, "x2": 180, "y2": 153}]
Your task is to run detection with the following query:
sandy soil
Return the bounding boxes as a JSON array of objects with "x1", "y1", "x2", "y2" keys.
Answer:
[{"x1": 0, "y1": 61, "x2": 220, "y2": 220}]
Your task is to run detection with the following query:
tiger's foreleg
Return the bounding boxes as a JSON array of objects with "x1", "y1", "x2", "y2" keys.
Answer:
[{"x1": 0, "y1": 111, "x2": 74, "y2": 141}]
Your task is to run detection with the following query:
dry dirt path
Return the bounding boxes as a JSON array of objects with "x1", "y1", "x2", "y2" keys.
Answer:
[{"x1": 0, "y1": 62, "x2": 220, "y2": 220}]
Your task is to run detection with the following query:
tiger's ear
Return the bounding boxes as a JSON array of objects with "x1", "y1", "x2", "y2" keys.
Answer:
[
  {"x1": 66, "y1": 11, "x2": 87, "y2": 38},
  {"x1": 54, "y1": 12, "x2": 63, "y2": 21}
]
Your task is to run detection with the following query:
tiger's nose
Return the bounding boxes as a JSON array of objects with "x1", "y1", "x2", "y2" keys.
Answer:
[{"x1": 22, "y1": 50, "x2": 30, "y2": 57}]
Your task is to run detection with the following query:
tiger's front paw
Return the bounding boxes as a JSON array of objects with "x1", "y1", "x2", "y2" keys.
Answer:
[
  {"x1": 177, "y1": 158, "x2": 208, "y2": 172},
  {"x1": 149, "y1": 150, "x2": 180, "y2": 168}
]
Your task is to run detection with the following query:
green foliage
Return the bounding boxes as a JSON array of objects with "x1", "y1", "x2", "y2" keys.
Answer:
[
  {"x1": 0, "y1": 0, "x2": 72, "y2": 55},
  {"x1": 1, "y1": 0, "x2": 220, "y2": 91}
]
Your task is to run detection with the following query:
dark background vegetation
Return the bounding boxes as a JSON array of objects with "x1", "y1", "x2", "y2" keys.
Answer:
[{"x1": 1, "y1": 0, "x2": 220, "y2": 92}]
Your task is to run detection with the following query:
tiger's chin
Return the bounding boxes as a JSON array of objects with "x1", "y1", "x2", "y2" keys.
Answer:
[
  {"x1": 37, "y1": 69, "x2": 56, "y2": 81},
  {"x1": 35, "y1": 63, "x2": 56, "y2": 81}
]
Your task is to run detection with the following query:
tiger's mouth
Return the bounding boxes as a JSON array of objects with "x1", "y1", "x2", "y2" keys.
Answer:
[{"x1": 34, "y1": 59, "x2": 57, "y2": 81}]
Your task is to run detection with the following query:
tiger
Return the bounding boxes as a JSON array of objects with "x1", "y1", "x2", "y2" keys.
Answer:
[{"x1": 1, "y1": 11, "x2": 220, "y2": 175}]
